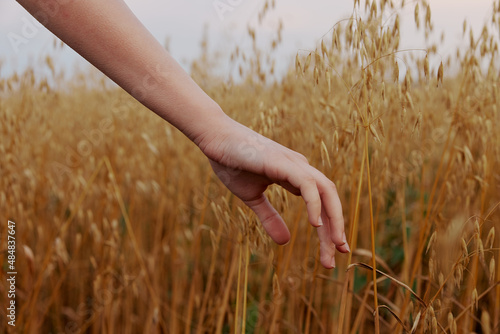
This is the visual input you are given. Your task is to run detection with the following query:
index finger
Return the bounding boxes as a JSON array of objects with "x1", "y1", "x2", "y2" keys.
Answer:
[{"x1": 315, "y1": 171, "x2": 349, "y2": 253}]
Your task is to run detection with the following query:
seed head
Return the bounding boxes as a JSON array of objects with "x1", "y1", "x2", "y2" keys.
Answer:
[
  {"x1": 485, "y1": 227, "x2": 495, "y2": 248},
  {"x1": 472, "y1": 288, "x2": 479, "y2": 311},
  {"x1": 424, "y1": 55, "x2": 429, "y2": 79},
  {"x1": 304, "y1": 53, "x2": 312, "y2": 73},
  {"x1": 489, "y1": 258, "x2": 495, "y2": 284},
  {"x1": 437, "y1": 61, "x2": 444, "y2": 86},
  {"x1": 414, "y1": 3, "x2": 420, "y2": 29}
]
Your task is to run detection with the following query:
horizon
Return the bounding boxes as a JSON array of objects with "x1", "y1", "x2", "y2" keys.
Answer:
[{"x1": 0, "y1": 0, "x2": 494, "y2": 81}]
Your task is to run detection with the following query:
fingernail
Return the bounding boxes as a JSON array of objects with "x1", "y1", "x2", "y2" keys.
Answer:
[
  {"x1": 342, "y1": 233, "x2": 351, "y2": 252},
  {"x1": 318, "y1": 217, "x2": 324, "y2": 227},
  {"x1": 331, "y1": 257, "x2": 336, "y2": 268},
  {"x1": 345, "y1": 243, "x2": 351, "y2": 253}
]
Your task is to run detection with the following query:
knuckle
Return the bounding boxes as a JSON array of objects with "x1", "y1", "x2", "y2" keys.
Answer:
[
  {"x1": 318, "y1": 179, "x2": 337, "y2": 196},
  {"x1": 329, "y1": 180, "x2": 338, "y2": 192},
  {"x1": 304, "y1": 174, "x2": 317, "y2": 185},
  {"x1": 261, "y1": 210, "x2": 280, "y2": 225},
  {"x1": 295, "y1": 152, "x2": 308, "y2": 163}
]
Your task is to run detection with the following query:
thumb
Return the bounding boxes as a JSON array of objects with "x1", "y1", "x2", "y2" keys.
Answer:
[{"x1": 244, "y1": 194, "x2": 291, "y2": 245}]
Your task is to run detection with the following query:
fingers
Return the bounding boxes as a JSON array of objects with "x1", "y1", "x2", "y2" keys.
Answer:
[
  {"x1": 316, "y1": 175, "x2": 350, "y2": 254},
  {"x1": 244, "y1": 194, "x2": 291, "y2": 245},
  {"x1": 283, "y1": 159, "x2": 349, "y2": 265},
  {"x1": 298, "y1": 178, "x2": 323, "y2": 228},
  {"x1": 285, "y1": 162, "x2": 347, "y2": 238},
  {"x1": 317, "y1": 211, "x2": 337, "y2": 268},
  {"x1": 277, "y1": 181, "x2": 301, "y2": 196}
]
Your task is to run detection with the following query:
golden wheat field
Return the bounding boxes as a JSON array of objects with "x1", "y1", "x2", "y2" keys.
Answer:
[{"x1": 1, "y1": 0, "x2": 500, "y2": 333}]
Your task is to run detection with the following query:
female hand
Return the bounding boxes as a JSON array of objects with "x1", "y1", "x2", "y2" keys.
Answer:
[
  {"x1": 15, "y1": 0, "x2": 349, "y2": 269},
  {"x1": 199, "y1": 115, "x2": 350, "y2": 269}
]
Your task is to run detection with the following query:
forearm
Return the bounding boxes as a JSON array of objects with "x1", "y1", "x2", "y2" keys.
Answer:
[
  {"x1": 16, "y1": 1, "x2": 348, "y2": 267},
  {"x1": 16, "y1": 0, "x2": 226, "y2": 144}
]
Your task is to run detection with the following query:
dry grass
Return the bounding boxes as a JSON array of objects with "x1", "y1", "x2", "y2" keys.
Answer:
[{"x1": 1, "y1": 0, "x2": 500, "y2": 333}]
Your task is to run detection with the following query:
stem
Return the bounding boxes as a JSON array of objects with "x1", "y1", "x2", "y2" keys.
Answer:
[
  {"x1": 365, "y1": 129, "x2": 380, "y2": 333},
  {"x1": 188, "y1": 170, "x2": 212, "y2": 333},
  {"x1": 216, "y1": 246, "x2": 239, "y2": 333},
  {"x1": 234, "y1": 235, "x2": 243, "y2": 334},
  {"x1": 338, "y1": 143, "x2": 366, "y2": 334},
  {"x1": 401, "y1": 182, "x2": 409, "y2": 284},
  {"x1": 241, "y1": 237, "x2": 250, "y2": 334}
]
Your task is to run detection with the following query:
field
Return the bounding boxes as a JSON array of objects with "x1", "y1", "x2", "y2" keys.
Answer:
[{"x1": 1, "y1": 0, "x2": 500, "y2": 333}]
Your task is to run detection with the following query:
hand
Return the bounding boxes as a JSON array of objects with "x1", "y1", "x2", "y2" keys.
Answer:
[
  {"x1": 16, "y1": 0, "x2": 348, "y2": 269},
  {"x1": 199, "y1": 115, "x2": 350, "y2": 269}
]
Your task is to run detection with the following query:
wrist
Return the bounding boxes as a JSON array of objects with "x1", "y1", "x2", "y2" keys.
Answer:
[{"x1": 190, "y1": 105, "x2": 234, "y2": 155}]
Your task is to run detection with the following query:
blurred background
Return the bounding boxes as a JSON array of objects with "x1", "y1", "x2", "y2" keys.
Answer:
[
  {"x1": 0, "y1": 0, "x2": 492, "y2": 78},
  {"x1": 1, "y1": 1, "x2": 499, "y2": 333}
]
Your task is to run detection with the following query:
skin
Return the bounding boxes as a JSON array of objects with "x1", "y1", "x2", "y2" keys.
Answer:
[{"x1": 16, "y1": 0, "x2": 350, "y2": 268}]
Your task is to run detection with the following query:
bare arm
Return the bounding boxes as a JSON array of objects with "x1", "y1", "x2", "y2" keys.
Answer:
[
  {"x1": 17, "y1": 0, "x2": 349, "y2": 268},
  {"x1": 17, "y1": 0, "x2": 225, "y2": 143}
]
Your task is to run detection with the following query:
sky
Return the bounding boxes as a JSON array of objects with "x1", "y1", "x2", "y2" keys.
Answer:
[{"x1": 0, "y1": 0, "x2": 494, "y2": 79}]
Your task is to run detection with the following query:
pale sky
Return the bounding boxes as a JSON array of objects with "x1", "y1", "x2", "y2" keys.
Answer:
[{"x1": 0, "y1": 0, "x2": 493, "y2": 79}]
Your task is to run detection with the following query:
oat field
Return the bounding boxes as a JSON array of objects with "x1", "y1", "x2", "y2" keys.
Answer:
[{"x1": 1, "y1": 0, "x2": 500, "y2": 333}]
